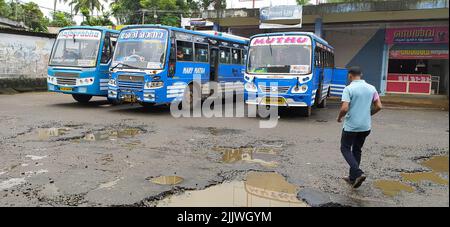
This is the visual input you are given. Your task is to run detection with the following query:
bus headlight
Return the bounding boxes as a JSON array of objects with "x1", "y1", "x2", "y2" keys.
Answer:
[
  {"x1": 292, "y1": 85, "x2": 308, "y2": 94},
  {"x1": 245, "y1": 82, "x2": 258, "y2": 92},
  {"x1": 145, "y1": 81, "x2": 164, "y2": 89},
  {"x1": 109, "y1": 79, "x2": 117, "y2": 86}
]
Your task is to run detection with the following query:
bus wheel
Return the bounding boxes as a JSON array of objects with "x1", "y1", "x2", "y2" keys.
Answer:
[
  {"x1": 317, "y1": 98, "x2": 327, "y2": 109},
  {"x1": 299, "y1": 106, "x2": 312, "y2": 117},
  {"x1": 183, "y1": 83, "x2": 200, "y2": 109},
  {"x1": 107, "y1": 98, "x2": 122, "y2": 106},
  {"x1": 72, "y1": 94, "x2": 92, "y2": 103}
]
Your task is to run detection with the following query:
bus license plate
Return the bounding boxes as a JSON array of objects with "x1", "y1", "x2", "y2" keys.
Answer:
[
  {"x1": 60, "y1": 87, "x2": 73, "y2": 92},
  {"x1": 123, "y1": 95, "x2": 137, "y2": 103},
  {"x1": 263, "y1": 97, "x2": 286, "y2": 105}
]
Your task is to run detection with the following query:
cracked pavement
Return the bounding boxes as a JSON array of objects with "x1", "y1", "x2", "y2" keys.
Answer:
[{"x1": 0, "y1": 92, "x2": 448, "y2": 207}]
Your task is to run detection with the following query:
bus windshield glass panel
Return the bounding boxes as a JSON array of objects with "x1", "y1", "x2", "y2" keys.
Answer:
[
  {"x1": 50, "y1": 29, "x2": 102, "y2": 68},
  {"x1": 248, "y1": 35, "x2": 312, "y2": 75},
  {"x1": 113, "y1": 28, "x2": 168, "y2": 70}
]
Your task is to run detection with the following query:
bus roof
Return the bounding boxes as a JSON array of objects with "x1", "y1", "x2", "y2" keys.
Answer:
[
  {"x1": 59, "y1": 26, "x2": 119, "y2": 34},
  {"x1": 120, "y1": 25, "x2": 249, "y2": 45},
  {"x1": 250, "y1": 32, "x2": 333, "y2": 49}
]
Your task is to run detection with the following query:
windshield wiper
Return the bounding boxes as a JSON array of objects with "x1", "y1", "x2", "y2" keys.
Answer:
[{"x1": 110, "y1": 63, "x2": 145, "y2": 71}]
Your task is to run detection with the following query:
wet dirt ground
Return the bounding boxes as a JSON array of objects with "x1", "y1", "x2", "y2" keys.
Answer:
[{"x1": 0, "y1": 92, "x2": 448, "y2": 207}]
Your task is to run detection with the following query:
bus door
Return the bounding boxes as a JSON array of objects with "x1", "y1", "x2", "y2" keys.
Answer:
[
  {"x1": 210, "y1": 47, "x2": 219, "y2": 82},
  {"x1": 98, "y1": 32, "x2": 117, "y2": 92}
]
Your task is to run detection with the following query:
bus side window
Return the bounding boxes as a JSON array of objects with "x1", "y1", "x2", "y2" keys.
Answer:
[
  {"x1": 219, "y1": 47, "x2": 231, "y2": 64},
  {"x1": 231, "y1": 49, "x2": 241, "y2": 65},
  {"x1": 176, "y1": 41, "x2": 194, "y2": 62},
  {"x1": 194, "y1": 43, "x2": 209, "y2": 63},
  {"x1": 100, "y1": 33, "x2": 113, "y2": 64}
]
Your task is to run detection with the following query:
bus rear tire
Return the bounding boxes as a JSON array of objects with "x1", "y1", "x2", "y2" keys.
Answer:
[
  {"x1": 317, "y1": 98, "x2": 327, "y2": 109},
  {"x1": 72, "y1": 94, "x2": 92, "y2": 104},
  {"x1": 299, "y1": 106, "x2": 312, "y2": 117},
  {"x1": 140, "y1": 102, "x2": 155, "y2": 108}
]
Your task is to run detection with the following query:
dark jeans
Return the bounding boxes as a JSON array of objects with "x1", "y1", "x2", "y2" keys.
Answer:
[{"x1": 341, "y1": 130, "x2": 371, "y2": 181}]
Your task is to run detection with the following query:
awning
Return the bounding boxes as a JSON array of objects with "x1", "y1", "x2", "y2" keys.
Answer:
[{"x1": 389, "y1": 44, "x2": 449, "y2": 59}]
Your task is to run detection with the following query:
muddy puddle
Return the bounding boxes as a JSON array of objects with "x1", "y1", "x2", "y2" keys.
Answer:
[
  {"x1": 84, "y1": 128, "x2": 144, "y2": 142},
  {"x1": 150, "y1": 176, "x2": 184, "y2": 185},
  {"x1": 374, "y1": 155, "x2": 449, "y2": 197},
  {"x1": 156, "y1": 172, "x2": 307, "y2": 207},
  {"x1": 421, "y1": 156, "x2": 449, "y2": 173},
  {"x1": 373, "y1": 180, "x2": 416, "y2": 197},
  {"x1": 214, "y1": 146, "x2": 282, "y2": 168},
  {"x1": 36, "y1": 128, "x2": 71, "y2": 140}
]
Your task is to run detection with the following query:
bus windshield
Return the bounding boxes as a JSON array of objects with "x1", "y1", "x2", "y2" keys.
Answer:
[
  {"x1": 50, "y1": 29, "x2": 102, "y2": 68},
  {"x1": 247, "y1": 35, "x2": 312, "y2": 75},
  {"x1": 112, "y1": 28, "x2": 168, "y2": 70}
]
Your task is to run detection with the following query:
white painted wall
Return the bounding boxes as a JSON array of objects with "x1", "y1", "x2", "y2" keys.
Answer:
[
  {"x1": 0, "y1": 33, "x2": 55, "y2": 79},
  {"x1": 226, "y1": 0, "x2": 298, "y2": 9}
]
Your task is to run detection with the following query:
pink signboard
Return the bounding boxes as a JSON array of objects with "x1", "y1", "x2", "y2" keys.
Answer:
[{"x1": 386, "y1": 27, "x2": 449, "y2": 44}]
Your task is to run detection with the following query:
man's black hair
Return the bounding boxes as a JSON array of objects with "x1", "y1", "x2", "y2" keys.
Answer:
[{"x1": 348, "y1": 66, "x2": 362, "y2": 77}]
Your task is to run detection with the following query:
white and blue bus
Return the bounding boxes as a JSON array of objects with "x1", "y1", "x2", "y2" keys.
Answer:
[
  {"x1": 108, "y1": 25, "x2": 249, "y2": 106},
  {"x1": 244, "y1": 32, "x2": 346, "y2": 117},
  {"x1": 47, "y1": 26, "x2": 119, "y2": 103}
]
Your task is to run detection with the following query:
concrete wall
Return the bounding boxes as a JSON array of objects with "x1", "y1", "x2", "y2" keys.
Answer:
[
  {"x1": 0, "y1": 31, "x2": 55, "y2": 92},
  {"x1": 226, "y1": 0, "x2": 297, "y2": 9},
  {"x1": 0, "y1": 33, "x2": 54, "y2": 79}
]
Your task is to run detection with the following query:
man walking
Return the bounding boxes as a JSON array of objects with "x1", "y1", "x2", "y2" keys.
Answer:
[{"x1": 337, "y1": 67, "x2": 383, "y2": 189}]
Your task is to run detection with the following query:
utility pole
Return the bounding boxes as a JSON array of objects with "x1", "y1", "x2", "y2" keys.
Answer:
[
  {"x1": 142, "y1": 10, "x2": 145, "y2": 25},
  {"x1": 53, "y1": 0, "x2": 57, "y2": 18}
]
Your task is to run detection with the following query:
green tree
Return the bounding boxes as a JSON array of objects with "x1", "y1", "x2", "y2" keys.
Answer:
[
  {"x1": 21, "y1": 2, "x2": 48, "y2": 32},
  {"x1": 296, "y1": 0, "x2": 310, "y2": 5},
  {"x1": 66, "y1": 0, "x2": 104, "y2": 18},
  {"x1": 82, "y1": 11, "x2": 114, "y2": 26},
  {"x1": 49, "y1": 11, "x2": 75, "y2": 27},
  {"x1": 0, "y1": 0, "x2": 11, "y2": 17},
  {"x1": 110, "y1": 0, "x2": 142, "y2": 24}
]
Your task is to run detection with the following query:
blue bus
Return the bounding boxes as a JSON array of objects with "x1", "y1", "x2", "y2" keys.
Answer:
[
  {"x1": 47, "y1": 26, "x2": 120, "y2": 103},
  {"x1": 108, "y1": 25, "x2": 249, "y2": 106},
  {"x1": 245, "y1": 32, "x2": 344, "y2": 117}
]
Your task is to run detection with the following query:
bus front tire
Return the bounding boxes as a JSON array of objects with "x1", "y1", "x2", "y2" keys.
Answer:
[
  {"x1": 72, "y1": 94, "x2": 92, "y2": 104},
  {"x1": 299, "y1": 106, "x2": 312, "y2": 117},
  {"x1": 182, "y1": 83, "x2": 201, "y2": 109},
  {"x1": 317, "y1": 98, "x2": 327, "y2": 109}
]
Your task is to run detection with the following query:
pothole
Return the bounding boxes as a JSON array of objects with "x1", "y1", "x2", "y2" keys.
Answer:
[
  {"x1": 373, "y1": 180, "x2": 416, "y2": 197},
  {"x1": 421, "y1": 156, "x2": 449, "y2": 173},
  {"x1": 36, "y1": 128, "x2": 71, "y2": 141},
  {"x1": 149, "y1": 176, "x2": 185, "y2": 185},
  {"x1": 214, "y1": 146, "x2": 281, "y2": 168},
  {"x1": 156, "y1": 172, "x2": 307, "y2": 207},
  {"x1": 400, "y1": 172, "x2": 448, "y2": 185},
  {"x1": 83, "y1": 128, "x2": 145, "y2": 142}
]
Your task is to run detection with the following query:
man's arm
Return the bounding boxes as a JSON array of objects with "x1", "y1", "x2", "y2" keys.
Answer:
[
  {"x1": 371, "y1": 92, "x2": 383, "y2": 116},
  {"x1": 337, "y1": 102, "x2": 349, "y2": 123}
]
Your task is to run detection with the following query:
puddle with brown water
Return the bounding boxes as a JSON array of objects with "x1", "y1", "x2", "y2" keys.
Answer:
[
  {"x1": 36, "y1": 128, "x2": 71, "y2": 140},
  {"x1": 373, "y1": 180, "x2": 416, "y2": 197},
  {"x1": 214, "y1": 146, "x2": 281, "y2": 168},
  {"x1": 84, "y1": 128, "x2": 144, "y2": 142},
  {"x1": 156, "y1": 172, "x2": 307, "y2": 207},
  {"x1": 150, "y1": 176, "x2": 184, "y2": 185},
  {"x1": 374, "y1": 155, "x2": 449, "y2": 197}
]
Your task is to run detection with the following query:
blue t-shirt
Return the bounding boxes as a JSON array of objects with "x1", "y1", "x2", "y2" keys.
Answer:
[{"x1": 341, "y1": 80, "x2": 379, "y2": 132}]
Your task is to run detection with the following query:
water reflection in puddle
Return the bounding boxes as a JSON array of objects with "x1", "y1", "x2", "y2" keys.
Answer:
[
  {"x1": 37, "y1": 128, "x2": 71, "y2": 140},
  {"x1": 84, "y1": 128, "x2": 144, "y2": 142},
  {"x1": 215, "y1": 147, "x2": 281, "y2": 168},
  {"x1": 157, "y1": 172, "x2": 307, "y2": 207},
  {"x1": 150, "y1": 176, "x2": 184, "y2": 185},
  {"x1": 373, "y1": 180, "x2": 415, "y2": 197}
]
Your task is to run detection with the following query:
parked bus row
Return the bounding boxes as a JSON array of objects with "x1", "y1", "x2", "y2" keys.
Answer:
[{"x1": 47, "y1": 25, "x2": 347, "y2": 117}]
